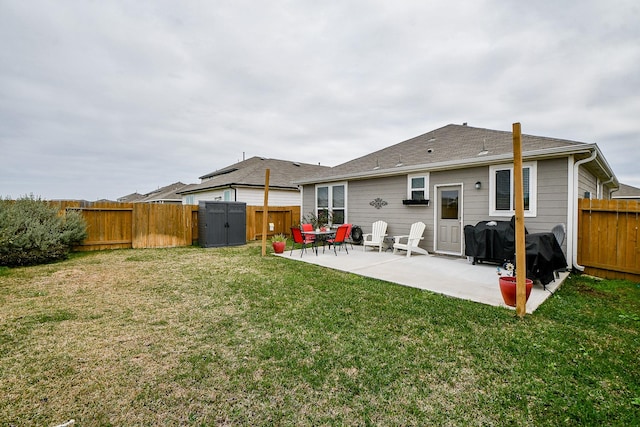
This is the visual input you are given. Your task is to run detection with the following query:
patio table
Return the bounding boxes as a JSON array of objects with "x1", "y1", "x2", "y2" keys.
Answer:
[{"x1": 301, "y1": 229, "x2": 336, "y2": 255}]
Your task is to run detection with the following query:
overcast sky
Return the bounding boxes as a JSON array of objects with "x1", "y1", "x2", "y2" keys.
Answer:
[{"x1": 1, "y1": 0, "x2": 639, "y2": 201}]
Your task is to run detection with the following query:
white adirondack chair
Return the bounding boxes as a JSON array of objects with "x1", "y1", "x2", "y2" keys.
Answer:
[
  {"x1": 362, "y1": 220, "x2": 388, "y2": 253},
  {"x1": 393, "y1": 221, "x2": 428, "y2": 257}
]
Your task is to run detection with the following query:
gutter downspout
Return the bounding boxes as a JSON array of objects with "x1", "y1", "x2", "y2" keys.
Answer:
[
  {"x1": 298, "y1": 185, "x2": 304, "y2": 224},
  {"x1": 601, "y1": 176, "x2": 618, "y2": 198},
  {"x1": 571, "y1": 149, "x2": 598, "y2": 271}
]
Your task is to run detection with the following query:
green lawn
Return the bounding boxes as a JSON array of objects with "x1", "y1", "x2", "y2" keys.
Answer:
[{"x1": 1, "y1": 245, "x2": 639, "y2": 426}]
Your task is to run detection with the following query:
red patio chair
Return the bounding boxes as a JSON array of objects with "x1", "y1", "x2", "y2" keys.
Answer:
[
  {"x1": 300, "y1": 223, "x2": 317, "y2": 244},
  {"x1": 301, "y1": 223, "x2": 316, "y2": 240},
  {"x1": 327, "y1": 224, "x2": 350, "y2": 255},
  {"x1": 290, "y1": 227, "x2": 311, "y2": 257},
  {"x1": 344, "y1": 223, "x2": 354, "y2": 249}
]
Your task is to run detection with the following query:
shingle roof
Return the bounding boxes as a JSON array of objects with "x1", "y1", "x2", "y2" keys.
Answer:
[
  {"x1": 117, "y1": 192, "x2": 145, "y2": 203},
  {"x1": 119, "y1": 183, "x2": 191, "y2": 203},
  {"x1": 311, "y1": 124, "x2": 589, "y2": 182},
  {"x1": 179, "y1": 157, "x2": 330, "y2": 194},
  {"x1": 613, "y1": 183, "x2": 640, "y2": 199},
  {"x1": 140, "y1": 182, "x2": 189, "y2": 202}
]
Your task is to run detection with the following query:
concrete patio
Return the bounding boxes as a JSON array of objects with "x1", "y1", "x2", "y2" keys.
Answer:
[{"x1": 276, "y1": 245, "x2": 570, "y2": 313}]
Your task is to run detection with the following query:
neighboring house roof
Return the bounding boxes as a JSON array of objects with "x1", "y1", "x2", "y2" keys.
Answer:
[
  {"x1": 139, "y1": 182, "x2": 189, "y2": 203},
  {"x1": 117, "y1": 192, "x2": 145, "y2": 203},
  {"x1": 178, "y1": 157, "x2": 330, "y2": 195},
  {"x1": 295, "y1": 124, "x2": 617, "y2": 185},
  {"x1": 118, "y1": 182, "x2": 190, "y2": 203},
  {"x1": 612, "y1": 183, "x2": 640, "y2": 199}
]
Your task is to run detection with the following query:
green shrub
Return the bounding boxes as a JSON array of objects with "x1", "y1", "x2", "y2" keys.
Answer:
[{"x1": 0, "y1": 195, "x2": 87, "y2": 267}]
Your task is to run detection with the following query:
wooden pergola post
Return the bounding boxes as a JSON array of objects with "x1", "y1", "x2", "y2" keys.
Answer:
[
  {"x1": 261, "y1": 169, "x2": 270, "y2": 257},
  {"x1": 513, "y1": 123, "x2": 527, "y2": 317}
]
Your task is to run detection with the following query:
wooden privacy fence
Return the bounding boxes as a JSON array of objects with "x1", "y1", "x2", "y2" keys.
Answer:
[
  {"x1": 578, "y1": 198, "x2": 640, "y2": 282},
  {"x1": 54, "y1": 201, "x2": 300, "y2": 251},
  {"x1": 57, "y1": 201, "x2": 199, "y2": 251},
  {"x1": 247, "y1": 205, "x2": 301, "y2": 240}
]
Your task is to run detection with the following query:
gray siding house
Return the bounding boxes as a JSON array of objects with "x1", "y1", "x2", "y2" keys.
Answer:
[{"x1": 295, "y1": 124, "x2": 619, "y2": 270}]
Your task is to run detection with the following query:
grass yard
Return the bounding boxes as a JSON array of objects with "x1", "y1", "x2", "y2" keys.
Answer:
[{"x1": 1, "y1": 244, "x2": 639, "y2": 426}]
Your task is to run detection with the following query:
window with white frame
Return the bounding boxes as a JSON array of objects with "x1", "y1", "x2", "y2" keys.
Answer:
[
  {"x1": 316, "y1": 183, "x2": 346, "y2": 225},
  {"x1": 223, "y1": 189, "x2": 232, "y2": 201},
  {"x1": 407, "y1": 173, "x2": 429, "y2": 200},
  {"x1": 489, "y1": 162, "x2": 537, "y2": 216}
]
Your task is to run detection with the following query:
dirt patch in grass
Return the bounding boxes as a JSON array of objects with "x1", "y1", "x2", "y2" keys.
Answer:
[{"x1": 572, "y1": 281, "x2": 614, "y2": 299}]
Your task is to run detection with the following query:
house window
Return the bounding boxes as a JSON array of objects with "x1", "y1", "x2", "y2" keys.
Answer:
[
  {"x1": 316, "y1": 183, "x2": 346, "y2": 225},
  {"x1": 441, "y1": 190, "x2": 459, "y2": 219},
  {"x1": 489, "y1": 162, "x2": 537, "y2": 217},
  {"x1": 407, "y1": 173, "x2": 429, "y2": 200},
  {"x1": 223, "y1": 189, "x2": 232, "y2": 201}
]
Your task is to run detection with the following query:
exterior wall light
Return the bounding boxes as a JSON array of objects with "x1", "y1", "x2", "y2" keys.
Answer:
[{"x1": 475, "y1": 181, "x2": 482, "y2": 190}]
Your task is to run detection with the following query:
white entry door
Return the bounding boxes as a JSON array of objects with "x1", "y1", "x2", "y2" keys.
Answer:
[{"x1": 436, "y1": 185, "x2": 462, "y2": 254}]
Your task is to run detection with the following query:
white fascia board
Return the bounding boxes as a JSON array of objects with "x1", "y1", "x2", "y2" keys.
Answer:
[{"x1": 592, "y1": 145, "x2": 619, "y2": 186}]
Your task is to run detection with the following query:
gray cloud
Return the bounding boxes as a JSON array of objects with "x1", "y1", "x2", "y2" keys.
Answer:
[{"x1": 1, "y1": 0, "x2": 639, "y2": 200}]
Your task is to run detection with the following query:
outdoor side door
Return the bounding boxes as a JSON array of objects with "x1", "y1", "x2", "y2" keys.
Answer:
[
  {"x1": 436, "y1": 185, "x2": 462, "y2": 254},
  {"x1": 226, "y1": 202, "x2": 246, "y2": 246},
  {"x1": 204, "y1": 202, "x2": 228, "y2": 247}
]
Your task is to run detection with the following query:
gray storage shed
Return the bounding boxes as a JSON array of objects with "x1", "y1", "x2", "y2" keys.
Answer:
[{"x1": 198, "y1": 201, "x2": 246, "y2": 248}]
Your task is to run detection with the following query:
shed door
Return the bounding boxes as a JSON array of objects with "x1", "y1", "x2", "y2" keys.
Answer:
[
  {"x1": 436, "y1": 185, "x2": 462, "y2": 254},
  {"x1": 226, "y1": 203, "x2": 246, "y2": 246},
  {"x1": 204, "y1": 203, "x2": 228, "y2": 247}
]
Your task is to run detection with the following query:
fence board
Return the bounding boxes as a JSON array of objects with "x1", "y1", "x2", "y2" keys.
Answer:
[
  {"x1": 132, "y1": 203, "x2": 194, "y2": 248},
  {"x1": 59, "y1": 201, "x2": 134, "y2": 251},
  {"x1": 57, "y1": 202, "x2": 196, "y2": 250},
  {"x1": 578, "y1": 198, "x2": 640, "y2": 282},
  {"x1": 246, "y1": 206, "x2": 300, "y2": 241}
]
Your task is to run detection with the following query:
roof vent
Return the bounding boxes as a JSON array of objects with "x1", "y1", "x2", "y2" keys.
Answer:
[
  {"x1": 477, "y1": 138, "x2": 489, "y2": 156},
  {"x1": 427, "y1": 148, "x2": 434, "y2": 154}
]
